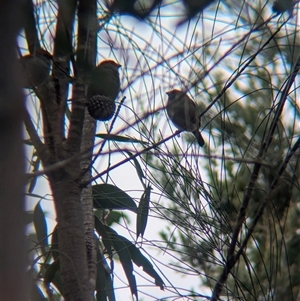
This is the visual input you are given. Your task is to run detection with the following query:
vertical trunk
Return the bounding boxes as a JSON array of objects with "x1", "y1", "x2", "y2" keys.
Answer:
[
  {"x1": 49, "y1": 166, "x2": 91, "y2": 301},
  {"x1": 77, "y1": 0, "x2": 98, "y2": 289},
  {"x1": 21, "y1": 0, "x2": 98, "y2": 299},
  {"x1": 47, "y1": 1, "x2": 94, "y2": 299},
  {"x1": 81, "y1": 111, "x2": 97, "y2": 287}
]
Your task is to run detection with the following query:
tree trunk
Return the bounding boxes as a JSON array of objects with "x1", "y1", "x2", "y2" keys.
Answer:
[{"x1": 49, "y1": 167, "x2": 91, "y2": 301}]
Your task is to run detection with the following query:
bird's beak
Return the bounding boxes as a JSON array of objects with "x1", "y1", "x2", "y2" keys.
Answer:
[{"x1": 166, "y1": 91, "x2": 170, "y2": 95}]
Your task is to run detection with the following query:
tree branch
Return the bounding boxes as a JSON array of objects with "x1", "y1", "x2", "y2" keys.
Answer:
[
  {"x1": 210, "y1": 41, "x2": 300, "y2": 301},
  {"x1": 23, "y1": 107, "x2": 53, "y2": 165},
  {"x1": 51, "y1": 0, "x2": 77, "y2": 148},
  {"x1": 21, "y1": 0, "x2": 40, "y2": 53},
  {"x1": 76, "y1": 0, "x2": 98, "y2": 289}
]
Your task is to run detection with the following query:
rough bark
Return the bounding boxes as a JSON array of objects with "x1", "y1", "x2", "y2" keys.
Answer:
[
  {"x1": 22, "y1": 0, "x2": 96, "y2": 300},
  {"x1": 48, "y1": 167, "x2": 90, "y2": 301},
  {"x1": 77, "y1": 0, "x2": 98, "y2": 290}
]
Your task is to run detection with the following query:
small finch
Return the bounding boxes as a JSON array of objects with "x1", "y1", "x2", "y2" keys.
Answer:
[
  {"x1": 19, "y1": 48, "x2": 52, "y2": 89},
  {"x1": 87, "y1": 60, "x2": 121, "y2": 100},
  {"x1": 166, "y1": 89, "x2": 205, "y2": 147}
]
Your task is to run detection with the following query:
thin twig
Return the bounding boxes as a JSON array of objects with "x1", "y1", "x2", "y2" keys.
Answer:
[
  {"x1": 210, "y1": 51, "x2": 300, "y2": 301},
  {"x1": 234, "y1": 136, "x2": 300, "y2": 262},
  {"x1": 200, "y1": 18, "x2": 285, "y2": 119},
  {"x1": 23, "y1": 107, "x2": 51, "y2": 165},
  {"x1": 80, "y1": 131, "x2": 181, "y2": 187}
]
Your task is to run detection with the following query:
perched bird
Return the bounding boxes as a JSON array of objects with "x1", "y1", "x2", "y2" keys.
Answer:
[
  {"x1": 272, "y1": 0, "x2": 295, "y2": 16},
  {"x1": 86, "y1": 60, "x2": 121, "y2": 121},
  {"x1": 19, "y1": 48, "x2": 52, "y2": 89},
  {"x1": 87, "y1": 60, "x2": 121, "y2": 100},
  {"x1": 166, "y1": 89, "x2": 205, "y2": 147},
  {"x1": 182, "y1": 0, "x2": 215, "y2": 21}
]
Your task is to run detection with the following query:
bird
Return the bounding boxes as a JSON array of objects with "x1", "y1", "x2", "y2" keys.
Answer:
[
  {"x1": 166, "y1": 89, "x2": 205, "y2": 147},
  {"x1": 272, "y1": 0, "x2": 295, "y2": 16},
  {"x1": 182, "y1": 0, "x2": 215, "y2": 21},
  {"x1": 19, "y1": 48, "x2": 52, "y2": 89},
  {"x1": 87, "y1": 60, "x2": 121, "y2": 100}
]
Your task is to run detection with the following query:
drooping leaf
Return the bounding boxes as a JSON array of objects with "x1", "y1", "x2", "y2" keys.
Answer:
[
  {"x1": 96, "y1": 247, "x2": 108, "y2": 301},
  {"x1": 136, "y1": 185, "x2": 151, "y2": 239},
  {"x1": 96, "y1": 133, "x2": 144, "y2": 143},
  {"x1": 105, "y1": 270, "x2": 115, "y2": 301},
  {"x1": 49, "y1": 267, "x2": 63, "y2": 296},
  {"x1": 33, "y1": 201, "x2": 48, "y2": 254},
  {"x1": 96, "y1": 290, "x2": 106, "y2": 301},
  {"x1": 96, "y1": 247, "x2": 115, "y2": 301},
  {"x1": 94, "y1": 216, "x2": 114, "y2": 263},
  {"x1": 105, "y1": 210, "x2": 130, "y2": 227},
  {"x1": 129, "y1": 242, "x2": 165, "y2": 290},
  {"x1": 50, "y1": 226, "x2": 59, "y2": 261},
  {"x1": 109, "y1": 233, "x2": 137, "y2": 299},
  {"x1": 105, "y1": 226, "x2": 165, "y2": 293},
  {"x1": 93, "y1": 183, "x2": 137, "y2": 213},
  {"x1": 124, "y1": 150, "x2": 145, "y2": 185},
  {"x1": 43, "y1": 260, "x2": 63, "y2": 296},
  {"x1": 44, "y1": 260, "x2": 60, "y2": 288}
]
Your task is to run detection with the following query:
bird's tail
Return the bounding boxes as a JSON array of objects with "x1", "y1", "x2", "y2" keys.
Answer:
[{"x1": 193, "y1": 131, "x2": 205, "y2": 147}]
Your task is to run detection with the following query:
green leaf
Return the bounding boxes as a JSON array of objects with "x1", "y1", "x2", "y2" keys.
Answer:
[
  {"x1": 96, "y1": 133, "x2": 144, "y2": 143},
  {"x1": 129, "y1": 242, "x2": 164, "y2": 290},
  {"x1": 96, "y1": 290, "x2": 106, "y2": 301},
  {"x1": 105, "y1": 210, "x2": 129, "y2": 227},
  {"x1": 50, "y1": 269, "x2": 63, "y2": 295},
  {"x1": 108, "y1": 232, "x2": 137, "y2": 299},
  {"x1": 105, "y1": 270, "x2": 115, "y2": 301},
  {"x1": 44, "y1": 260, "x2": 63, "y2": 295},
  {"x1": 50, "y1": 226, "x2": 59, "y2": 261},
  {"x1": 95, "y1": 247, "x2": 107, "y2": 300},
  {"x1": 93, "y1": 184, "x2": 137, "y2": 213},
  {"x1": 96, "y1": 247, "x2": 115, "y2": 301},
  {"x1": 105, "y1": 226, "x2": 165, "y2": 293},
  {"x1": 136, "y1": 185, "x2": 151, "y2": 239},
  {"x1": 124, "y1": 150, "x2": 145, "y2": 185},
  {"x1": 33, "y1": 201, "x2": 48, "y2": 254},
  {"x1": 94, "y1": 216, "x2": 114, "y2": 262},
  {"x1": 44, "y1": 259, "x2": 60, "y2": 285}
]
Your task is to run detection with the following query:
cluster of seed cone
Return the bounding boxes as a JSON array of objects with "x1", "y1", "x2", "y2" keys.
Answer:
[
  {"x1": 86, "y1": 60, "x2": 121, "y2": 121},
  {"x1": 86, "y1": 95, "x2": 116, "y2": 121},
  {"x1": 20, "y1": 52, "x2": 121, "y2": 122}
]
